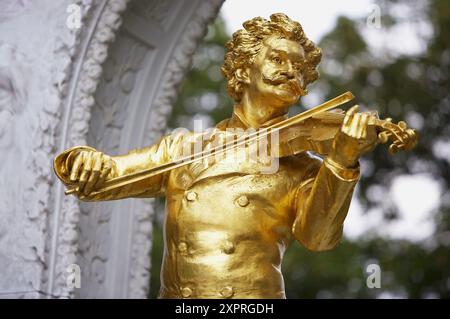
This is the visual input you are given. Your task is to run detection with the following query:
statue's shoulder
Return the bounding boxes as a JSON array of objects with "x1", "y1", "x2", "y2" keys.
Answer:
[{"x1": 215, "y1": 118, "x2": 231, "y2": 130}]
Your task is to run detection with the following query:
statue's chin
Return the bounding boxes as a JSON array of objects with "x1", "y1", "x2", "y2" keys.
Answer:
[{"x1": 274, "y1": 91, "x2": 300, "y2": 107}]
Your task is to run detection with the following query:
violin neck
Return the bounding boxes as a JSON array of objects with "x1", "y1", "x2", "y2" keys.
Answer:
[{"x1": 368, "y1": 117, "x2": 385, "y2": 128}]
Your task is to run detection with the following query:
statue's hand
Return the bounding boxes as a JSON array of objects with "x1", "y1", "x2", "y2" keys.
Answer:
[
  {"x1": 68, "y1": 150, "x2": 117, "y2": 196},
  {"x1": 328, "y1": 105, "x2": 378, "y2": 168}
]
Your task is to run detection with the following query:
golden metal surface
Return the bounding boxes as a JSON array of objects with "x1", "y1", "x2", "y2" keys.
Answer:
[
  {"x1": 53, "y1": 13, "x2": 417, "y2": 299},
  {"x1": 63, "y1": 91, "x2": 355, "y2": 197}
]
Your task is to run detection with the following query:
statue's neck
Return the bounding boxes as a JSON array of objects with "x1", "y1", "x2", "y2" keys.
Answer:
[{"x1": 234, "y1": 94, "x2": 289, "y2": 129}]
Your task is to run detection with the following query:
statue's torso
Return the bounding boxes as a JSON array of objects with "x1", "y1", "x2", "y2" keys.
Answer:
[{"x1": 159, "y1": 149, "x2": 319, "y2": 299}]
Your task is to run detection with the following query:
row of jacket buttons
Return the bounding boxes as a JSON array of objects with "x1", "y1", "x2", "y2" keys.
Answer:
[
  {"x1": 221, "y1": 241, "x2": 235, "y2": 254},
  {"x1": 186, "y1": 191, "x2": 197, "y2": 201},
  {"x1": 180, "y1": 287, "x2": 192, "y2": 298},
  {"x1": 178, "y1": 242, "x2": 188, "y2": 252},
  {"x1": 236, "y1": 195, "x2": 249, "y2": 207},
  {"x1": 179, "y1": 286, "x2": 234, "y2": 298},
  {"x1": 185, "y1": 191, "x2": 250, "y2": 207}
]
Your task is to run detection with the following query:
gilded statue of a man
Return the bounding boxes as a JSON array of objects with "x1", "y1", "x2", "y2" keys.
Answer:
[{"x1": 54, "y1": 13, "x2": 380, "y2": 298}]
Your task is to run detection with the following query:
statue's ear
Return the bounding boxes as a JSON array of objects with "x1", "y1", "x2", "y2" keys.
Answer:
[{"x1": 235, "y1": 68, "x2": 250, "y2": 85}]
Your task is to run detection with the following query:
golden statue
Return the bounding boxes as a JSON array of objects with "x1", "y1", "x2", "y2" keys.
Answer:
[{"x1": 54, "y1": 13, "x2": 417, "y2": 299}]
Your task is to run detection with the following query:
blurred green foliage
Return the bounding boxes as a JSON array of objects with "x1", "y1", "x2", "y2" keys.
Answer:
[{"x1": 150, "y1": 0, "x2": 450, "y2": 298}]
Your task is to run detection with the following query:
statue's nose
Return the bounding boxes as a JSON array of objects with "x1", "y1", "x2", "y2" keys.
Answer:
[
  {"x1": 280, "y1": 62, "x2": 295, "y2": 79},
  {"x1": 280, "y1": 66, "x2": 295, "y2": 80}
]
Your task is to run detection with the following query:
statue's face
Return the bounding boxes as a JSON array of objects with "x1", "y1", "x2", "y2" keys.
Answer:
[{"x1": 245, "y1": 35, "x2": 306, "y2": 107}]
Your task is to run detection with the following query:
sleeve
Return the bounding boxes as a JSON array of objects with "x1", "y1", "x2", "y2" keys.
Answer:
[
  {"x1": 53, "y1": 134, "x2": 175, "y2": 201},
  {"x1": 291, "y1": 155, "x2": 360, "y2": 251}
]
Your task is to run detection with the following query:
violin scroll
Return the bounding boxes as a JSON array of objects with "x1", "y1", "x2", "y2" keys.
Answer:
[{"x1": 374, "y1": 117, "x2": 418, "y2": 155}]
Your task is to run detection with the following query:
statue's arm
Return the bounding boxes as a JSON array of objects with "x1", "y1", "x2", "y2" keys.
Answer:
[
  {"x1": 54, "y1": 135, "x2": 174, "y2": 201},
  {"x1": 291, "y1": 156, "x2": 360, "y2": 252},
  {"x1": 292, "y1": 106, "x2": 379, "y2": 251}
]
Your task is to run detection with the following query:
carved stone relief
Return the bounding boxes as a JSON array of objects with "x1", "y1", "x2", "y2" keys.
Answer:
[
  {"x1": 0, "y1": 0, "x2": 34, "y2": 23},
  {"x1": 0, "y1": 42, "x2": 40, "y2": 297},
  {"x1": 128, "y1": 0, "x2": 173, "y2": 30},
  {"x1": 0, "y1": 0, "x2": 88, "y2": 298},
  {"x1": 77, "y1": 29, "x2": 150, "y2": 298}
]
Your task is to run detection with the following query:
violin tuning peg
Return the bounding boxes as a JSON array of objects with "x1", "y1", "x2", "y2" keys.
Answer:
[
  {"x1": 389, "y1": 144, "x2": 398, "y2": 155},
  {"x1": 405, "y1": 129, "x2": 418, "y2": 150},
  {"x1": 378, "y1": 131, "x2": 389, "y2": 144},
  {"x1": 398, "y1": 121, "x2": 407, "y2": 129},
  {"x1": 394, "y1": 139, "x2": 403, "y2": 147}
]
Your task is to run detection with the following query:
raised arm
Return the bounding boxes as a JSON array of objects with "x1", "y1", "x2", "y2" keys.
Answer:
[
  {"x1": 292, "y1": 106, "x2": 378, "y2": 251},
  {"x1": 54, "y1": 134, "x2": 174, "y2": 201}
]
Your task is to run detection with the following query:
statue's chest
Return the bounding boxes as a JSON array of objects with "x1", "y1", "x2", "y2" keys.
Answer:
[{"x1": 165, "y1": 161, "x2": 300, "y2": 237}]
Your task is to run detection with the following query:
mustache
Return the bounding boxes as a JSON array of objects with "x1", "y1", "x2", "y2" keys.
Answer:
[{"x1": 262, "y1": 74, "x2": 306, "y2": 96}]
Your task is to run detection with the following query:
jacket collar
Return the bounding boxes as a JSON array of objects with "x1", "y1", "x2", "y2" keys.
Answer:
[{"x1": 218, "y1": 104, "x2": 288, "y2": 130}]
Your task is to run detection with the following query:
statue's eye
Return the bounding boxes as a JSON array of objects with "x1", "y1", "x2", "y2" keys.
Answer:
[{"x1": 272, "y1": 56, "x2": 282, "y2": 64}]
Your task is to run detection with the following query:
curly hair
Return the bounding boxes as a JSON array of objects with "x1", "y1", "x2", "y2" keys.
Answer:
[{"x1": 221, "y1": 13, "x2": 322, "y2": 102}]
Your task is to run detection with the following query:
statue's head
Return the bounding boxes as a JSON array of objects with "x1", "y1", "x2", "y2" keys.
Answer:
[{"x1": 221, "y1": 13, "x2": 321, "y2": 108}]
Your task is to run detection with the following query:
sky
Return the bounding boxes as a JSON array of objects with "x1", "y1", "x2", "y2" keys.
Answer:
[
  {"x1": 219, "y1": 0, "x2": 440, "y2": 242},
  {"x1": 221, "y1": 0, "x2": 432, "y2": 57},
  {"x1": 221, "y1": 0, "x2": 374, "y2": 42}
]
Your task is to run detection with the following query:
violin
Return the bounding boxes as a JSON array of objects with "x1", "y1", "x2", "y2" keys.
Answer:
[
  {"x1": 64, "y1": 91, "x2": 418, "y2": 197},
  {"x1": 277, "y1": 107, "x2": 418, "y2": 158}
]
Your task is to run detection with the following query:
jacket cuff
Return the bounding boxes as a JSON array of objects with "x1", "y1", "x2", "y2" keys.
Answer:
[{"x1": 323, "y1": 157, "x2": 360, "y2": 182}]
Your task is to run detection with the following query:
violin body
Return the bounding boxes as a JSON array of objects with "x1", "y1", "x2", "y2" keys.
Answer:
[{"x1": 277, "y1": 110, "x2": 345, "y2": 158}]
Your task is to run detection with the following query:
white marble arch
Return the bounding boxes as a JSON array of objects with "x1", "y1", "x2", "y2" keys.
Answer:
[{"x1": 49, "y1": 0, "x2": 224, "y2": 298}]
